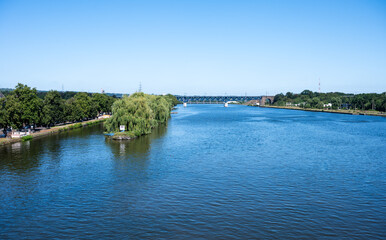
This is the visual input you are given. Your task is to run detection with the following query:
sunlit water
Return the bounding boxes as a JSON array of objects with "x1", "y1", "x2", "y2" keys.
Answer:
[{"x1": 1, "y1": 104, "x2": 385, "y2": 239}]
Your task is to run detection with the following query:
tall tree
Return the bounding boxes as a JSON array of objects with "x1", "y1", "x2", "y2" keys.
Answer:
[
  {"x1": 4, "y1": 83, "x2": 42, "y2": 129},
  {"x1": 92, "y1": 93, "x2": 115, "y2": 114},
  {"x1": 64, "y1": 92, "x2": 96, "y2": 122},
  {"x1": 105, "y1": 93, "x2": 173, "y2": 136},
  {"x1": 42, "y1": 90, "x2": 65, "y2": 127},
  {"x1": 0, "y1": 97, "x2": 8, "y2": 132},
  {"x1": 64, "y1": 97, "x2": 82, "y2": 122}
]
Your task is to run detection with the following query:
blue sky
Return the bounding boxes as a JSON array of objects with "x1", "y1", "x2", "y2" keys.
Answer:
[{"x1": 0, "y1": 0, "x2": 385, "y2": 95}]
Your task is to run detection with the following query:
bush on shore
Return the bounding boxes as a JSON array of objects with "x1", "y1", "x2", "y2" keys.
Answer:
[{"x1": 21, "y1": 135, "x2": 33, "y2": 141}]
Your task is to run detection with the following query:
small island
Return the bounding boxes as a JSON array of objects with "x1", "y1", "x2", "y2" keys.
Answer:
[{"x1": 104, "y1": 92, "x2": 178, "y2": 140}]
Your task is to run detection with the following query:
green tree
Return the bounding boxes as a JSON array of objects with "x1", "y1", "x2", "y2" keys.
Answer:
[
  {"x1": 352, "y1": 95, "x2": 365, "y2": 110},
  {"x1": 164, "y1": 94, "x2": 180, "y2": 108},
  {"x1": 77, "y1": 92, "x2": 94, "y2": 119},
  {"x1": 4, "y1": 83, "x2": 42, "y2": 129},
  {"x1": 0, "y1": 97, "x2": 8, "y2": 132},
  {"x1": 316, "y1": 101, "x2": 325, "y2": 109},
  {"x1": 301, "y1": 90, "x2": 313, "y2": 97},
  {"x1": 310, "y1": 97, "x2": 321, "y2": 108},
  {"x1": 64, "y1": 92, "x2": 96, "y2": 122},
  {"x1": 285, "y1": 92, "x2": 294, "y2": 99},
  {"x1": 105, "y1": 93, "x2": 154, "y2": 136},
  {"x1": 42, "y1": 90, "x2": 64, "y2": 127},
  {"x1": 147, "y1": 95, "x2": 170, "y2": 122},
  {"x1": 105, "y1": 92, "x2": 173, "y2": 136},
  {"x1": 331, "y1": 97, "x2": 342, "y2": 109},
  {"x1": 92, "y1": 93, "x2": 116, "y2": 114},
  {"x1": 64, "y1": 97, "x2": 82, "y2": 122}
]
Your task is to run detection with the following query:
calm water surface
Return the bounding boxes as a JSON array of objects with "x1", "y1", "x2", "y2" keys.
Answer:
[{"x1": 1, "y1": 105, "x2": 385, "y2": 239}]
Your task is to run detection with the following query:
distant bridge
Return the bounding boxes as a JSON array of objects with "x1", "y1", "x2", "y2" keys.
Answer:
[{"x1": 175, "y1": 95, "x2": 275, "y2": 105}]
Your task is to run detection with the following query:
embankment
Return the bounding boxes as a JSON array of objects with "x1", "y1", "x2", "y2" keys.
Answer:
[
  {"x1": 256, "y1": 105, "x2": 386, "y2": 117},
  {"x1": 0, "y1": 119, "x2": 106, "y2": 146}
]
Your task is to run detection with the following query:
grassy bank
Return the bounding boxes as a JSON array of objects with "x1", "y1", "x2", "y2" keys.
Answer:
[
  {"x1": 110, "y1": 131, "x2": 137, "y2": 140},
  {"x1": 257, "y1": 105, "x2": 386, "y2": 117},
  {"x1": 0, "y1": 119, "x2": 106, "y2": 146}
]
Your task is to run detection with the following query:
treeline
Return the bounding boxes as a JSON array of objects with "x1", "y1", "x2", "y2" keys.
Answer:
[
  {"x1": 1, "y1": 88, "x2": 89, "y2": 100},
  {"x1": 0, "y1": 83, "x2": 117, "y2": 130},
  {"x1": 273, "y1": 90, "x2": 386, "y2": 111},
  {"x1": 105, "y1": 92, "x2": 178, "y2": 137}
]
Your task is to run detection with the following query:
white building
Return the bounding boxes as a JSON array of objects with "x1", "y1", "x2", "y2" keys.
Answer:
[{"x1": 323, "y1": 103, "x2": 332, "y2": 108}]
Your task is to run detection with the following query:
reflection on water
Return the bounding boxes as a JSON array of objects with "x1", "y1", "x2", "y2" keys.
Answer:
[
  {"x1": 0, "y1": 125, "x2": 101, "y2": 173},
  {"x1": 105, "y1": 124, "x2": 168, "y2": 175},
  {"x1": 0, "y1": 140, "x2": 39, "y2": 173},
  {"x1": 106, "y1": 124, "x2": 167, "y2": 160}
]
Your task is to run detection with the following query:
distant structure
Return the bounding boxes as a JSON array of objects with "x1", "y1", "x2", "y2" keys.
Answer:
[
  {"x1": 138, "y1": 82, "x2": 142, "y2": 92},
  {"x1": 0, "y1": 91, "x2": 4, "y2": 99},
  {"x1": 101, "y1": 89, "x2": 105, "y2": 94},
  {"x1": 175, "y1": 95, "x2": 274, "y2": 105},
  {"x1": 318, "y1": 78, "x2": 321, "y2": 93}
]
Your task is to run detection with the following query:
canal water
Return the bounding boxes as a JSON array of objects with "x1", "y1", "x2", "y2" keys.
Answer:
[{"x1": 1, "y1": 105, "x2": 385, "y2": 239}]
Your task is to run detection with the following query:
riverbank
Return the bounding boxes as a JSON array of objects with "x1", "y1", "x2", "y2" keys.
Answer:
[
  {"x1": 0, "y1": 119, "x2": 106, "y2": 146},
  {"x1": 257, "y1": 105, "x2": 386, "y2": 117}
]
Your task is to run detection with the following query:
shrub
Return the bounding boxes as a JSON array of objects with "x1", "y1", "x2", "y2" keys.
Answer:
[
  {"x1": 72, "y1": 123, "x2": 83, "y2": 129},
  {"x1": 21, "y1": 135, "x2": 33, "y2": 141}
]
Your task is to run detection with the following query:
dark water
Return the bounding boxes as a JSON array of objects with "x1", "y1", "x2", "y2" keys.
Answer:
[{"x1": 1, "y1": 105, "x2": 385, "y2": 239}]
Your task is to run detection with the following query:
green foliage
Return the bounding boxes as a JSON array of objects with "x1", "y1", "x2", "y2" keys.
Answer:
[
  {"x1": 64, "y1": 92, "x2": 116, "y2": 122},
  {"x1": 0, "y1": 98, "x2": 7, "y2": 129},
  {"x1": 21, "y1": 135, "x2": 33, "y2": 141},
  {"x1": 104, "y1": 92, "x2": 174, "y2": 137},
  {"x1": 60, "y1": 91, "x2": 78, "y2": 100},
  {"x1": 92, "y1": 93, "x2": 115, "y2": 113},
  {"x1": 164, "y1": 94, "x2": 180, "y2": 107},
  {"x1": 42, "y1": 90, "x2": 65, "y2": 127},
  {"x1": 64, "y1": 97, "x2": 82, "y2": 122},
  {"x1": 147, "y1": 95, "x2": 170, "y2": 122},
  {"x1": 1, "y1": 83, "x2": 117, "y2": 130},
  {"x1": 69, "y1": 123, "x2": 83, "y2": 129},
  {"x1": 75, "y1": 92, "x2": 96, "y2": 119},
  {"x1": 273, "y1": 90, "x2": 386, "y2": 111},
  {"x1": 86, "y1": 119, "x2": 104, "y2": 126},
  {"x1": 3, "y1": 83, "x2": 42, "y2": 129},
  {"x1": 65, "y1": 92, "x2": 96, "y2": 122},
  {"x1": 112, "y1": 131, "x2": 136, "y2": 140}
]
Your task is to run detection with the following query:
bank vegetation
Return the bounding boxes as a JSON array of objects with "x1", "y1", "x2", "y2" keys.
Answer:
[
  {"x1": 272, "y1": 90, "x2": 386, "y2": 113},
  {"x1": 0, "y1": 83, "x2": 117, "y2": 134}
]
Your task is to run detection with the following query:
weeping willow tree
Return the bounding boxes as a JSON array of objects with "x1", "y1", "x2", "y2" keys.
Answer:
[
  {"x1": 104, "y1": 92, "x2": 174, "y2": 137},
  {"x1": 146, "y1": 95, "x2": 171, "y2": 123}
]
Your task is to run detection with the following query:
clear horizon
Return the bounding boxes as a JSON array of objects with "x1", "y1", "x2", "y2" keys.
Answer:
[{"x1": 1, "y1": 0, "x2": 385, "y2": 95}]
